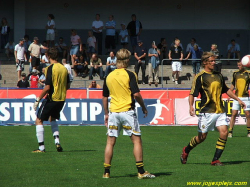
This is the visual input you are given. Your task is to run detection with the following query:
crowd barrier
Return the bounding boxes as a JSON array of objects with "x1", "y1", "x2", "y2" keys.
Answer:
[{"x1": 0, "y1": 88, "x2": 246, "y2": 125}]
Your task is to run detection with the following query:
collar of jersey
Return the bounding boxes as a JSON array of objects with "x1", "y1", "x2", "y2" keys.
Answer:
[{"x1": 203, "y1": 70, "x2": 213, "y2": 74}]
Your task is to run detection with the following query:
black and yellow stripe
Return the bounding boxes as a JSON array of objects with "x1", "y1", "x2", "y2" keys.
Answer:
[
  {"x1": 104, "y1": 163, "x2": 111, "y2": 169},
  {"x1": 109, "y1": 125, "x2": 118, "y2": 130},
  {"x1": 216, "y1": 138, "x2": 227, "y2": 150},
  {"x1": 136, "y1": 162, "x2": 144, "y2": 168},
  {"x1": 247, "y1": 127, "x2": 250, "y2": 134},
  {"x1": 189, "y1": 136, "x2": 199, "y2": 148}
]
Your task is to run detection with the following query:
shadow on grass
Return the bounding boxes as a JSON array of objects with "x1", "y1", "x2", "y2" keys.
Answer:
[
  {"x1": 191, "y1": 160, "x2": 250, "y2": 165},
  {"x1": 112, "y1": 172, "x2": 173, "y2": 178}
]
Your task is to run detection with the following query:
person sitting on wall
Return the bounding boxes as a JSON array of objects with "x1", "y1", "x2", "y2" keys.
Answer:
[
  {"x1": 73, "y1": 55, "x2": 89, "y2": 77},
  {"x1": 89, "y1": 53, "x2": 104, "y2": 80}
]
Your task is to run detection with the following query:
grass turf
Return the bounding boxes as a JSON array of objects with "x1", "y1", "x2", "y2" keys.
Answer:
[{"x1": 0, "y1": 126, "x2": 249, "y2": 187}]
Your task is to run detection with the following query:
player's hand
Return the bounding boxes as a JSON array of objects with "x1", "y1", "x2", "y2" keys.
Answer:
[
  {"x1": 104, "y1": 114, "x2": 109, "y2": 127},
  {"x1": 33, "y1": 98, "x2": 40, "y2": 111},
  {"x1": 142, "y1": 108, "x2": 148, "y2": 118},
  {"x1": 239, "y1": 100, "x2": 246, "y2": 109},
  {"x1": 169, "y1": 58, "x2": 172, "y2": 60},
  {"x1": 227, "y1": 97, "x2": 231, "y2": 102},
  {"x1": 189, "y1": 106, "x2": 195, "y2": 117}
]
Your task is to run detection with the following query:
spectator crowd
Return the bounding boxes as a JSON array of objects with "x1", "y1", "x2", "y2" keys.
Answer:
[{"x1": 0, "y1": 14, "x2": 242, "y2": 88}]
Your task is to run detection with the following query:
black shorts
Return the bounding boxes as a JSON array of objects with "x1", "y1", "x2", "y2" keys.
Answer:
[
  {"x1": 37, "y1": 99, "x2": 65, "y2": 121},
  {"x1": 31, "y1": 57, "x2": 40, "y2": 67},
  {"x1": 105, "y1": 35, "x2": 115, "y2": 49}
]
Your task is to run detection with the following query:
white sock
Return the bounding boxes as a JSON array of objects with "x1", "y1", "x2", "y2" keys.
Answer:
[
  {"x1": 36, "y1": 125, "x2": 45, "y2": 150},
  {"x1": 51, "y1": 121, "x2": 60, "y2": 144}
]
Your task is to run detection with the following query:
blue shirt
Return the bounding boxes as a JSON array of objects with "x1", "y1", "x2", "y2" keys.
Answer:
[
  {"x1": 106, "y1": 20, "x2": 116, "y2": 36},
  {"x1": 189, "y1": 47, "x2": 203, "y2": 59},
  {"x1": 227, "y1": 43, "x2": 240, "y2": 58}
]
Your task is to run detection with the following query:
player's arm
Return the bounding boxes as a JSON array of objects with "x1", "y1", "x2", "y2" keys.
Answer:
[
  {"x1": 102, "y1": 78, "x2": 110, "y2": 127},
  {"x1": 168, "y1": 50, "x2": 172, "y2": 60},
  {"x1": 227, "y1": 89, "x2": 245, "y2": 109},
  {"x1": 134, "y1": 92, "x2": 147, "y2": 117},
  {"x1": 139, "y1": 52, "x2": 147, "y2": 59},
  {"x1": 189, "y1": 75, "x2": 201, "y2": 116},
  {"x1": 185, "y1": 52, "x2": 191, "y2": 60}
]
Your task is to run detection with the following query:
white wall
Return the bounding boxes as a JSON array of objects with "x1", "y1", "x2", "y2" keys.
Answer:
[{"x1": 24, "y1": 0, "x2": 250, "y2": 30}]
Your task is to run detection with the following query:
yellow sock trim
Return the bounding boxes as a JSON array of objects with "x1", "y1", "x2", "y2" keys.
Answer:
[
  {"x1": 136, "y1": 162, "x2": 144, "y2": 167},
  {"x1": 104, "y1": 163, "x2": 111, "y2": 168}
]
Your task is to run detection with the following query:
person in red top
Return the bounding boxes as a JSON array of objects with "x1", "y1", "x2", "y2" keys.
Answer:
[{"x1": 29, "y1": 69, "x2": 39, "y2": 88}]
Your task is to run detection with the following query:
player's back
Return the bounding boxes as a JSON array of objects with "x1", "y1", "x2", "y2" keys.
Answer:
[
  {"x1": 45, "y1": 63, "x2": 68, "y2": 101},
  {"x1": 106, "y1": 68, "x2": 138, "y2": 113}
]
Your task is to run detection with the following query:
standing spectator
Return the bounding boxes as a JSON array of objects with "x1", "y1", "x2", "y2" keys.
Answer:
[
  {"x1": 148, "y1": 42, "x2": 160, "y2": 86},
  {"x1": 87, "y1": 31, "x2": 96, "y2": 59},
  {"x1": 38, "y1": 68, "x2": 46, "y2": 88},
  {"x1": 105, "y1": 51, "x2": 117, "y2": 77},
  {"x1": 55, "y1": 37, "x2": 68, "y2": 59},
  {"x1": 127, "y1": 14, "x2": 142, "y2": 54},
  {"x1": 92, "y1": 14, "x2": 103, "y2": 55},
  {"x1": 227, "y1": 39, "x2": 240, "y2": 65},
  {"x1": 46, "y1": 14, "x2": 55, "y2": 47},
  {"x1": 28, "y1": 37, "x2": 48, "y2": 70},
  {"x1": 89, "y1": 53, "x2": 104, "y2": 80},
  {"x1": 185, "y1": 44, "x2": 203, "y2": 77},
  {"x1": 157, "y1": 38, "x2": 167, "y2": 60},
  {"x1": 5, "y1": 41, "x2": 15, "y2": 60},
  {"x1": 119, "y1": 23, "x2": 128, "y2": 49},
  {"x1": 62, "y1": 59, "x2": 74, "y2": 84},
  {"x1": 134, "y1": 40, "x2": 146, "y2": 84},
  {"x1": 0, "y1": 17, "x2": 10, "y2": 52},
  {"x1": 70, "y1": 29, "x2": 82, "y2": 66},
  {"x1": 186, "y1": 38, "x2": 198, "y2": 55},
  {"x1": 23, "y1": 35, "x2": 31, "y2": 60},
  {"x1": 29, "y1": 69, "x2": 39, "y2": 88},
  {"x1": 210, "y1": 44, "x2": 221, "y2": 73},
  {"x1": 105, "y1": 15, "x2": 116, "y2": 54},
  {"x1": 17, "y1": 73, "x2": 29, "y2": 88},
  {"x1": 169, "y1": 39, "x2": 183, "y2": 85},
  {"x1": 15, "y1": 38, "x2": 27, "y2": 81},
  {"x1": 88, "y1": 80, "x2": 101, "y2": 88}
]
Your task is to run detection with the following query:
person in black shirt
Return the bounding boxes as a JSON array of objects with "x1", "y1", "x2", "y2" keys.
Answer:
[
  {"x1": 157, "y1": 38, "x2": 167, "y2": 60},
  {"x1": 134, "y1": 40, "x2": 146, "y2": 84},
  {"x1": 17, "y1": 73, "x2": 30, "y2": 88},
  {"x1": 169, "y1": 39, "x2": 183, "y2": 84},
  {"x1": 127, "y1": 14, "x2": 142, "y2": 54}
]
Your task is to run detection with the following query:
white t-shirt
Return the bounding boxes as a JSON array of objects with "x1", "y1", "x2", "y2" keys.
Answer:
[
  {"x1": 15, "y1": 44, "x2": 25, "y2": 60},
  {"x1": 119, "y1": 29, "x2": 128, "y2": 43},
  {"x1": 92, "y1": 20, "x2": 103, "y2": 32},
  {"x1": 64, "y1": 64, "x2": 74, "y2": 81},
  {"x1": 87, "y1": 36, "x2": 96, "y2": 48},
  {"x1": 107, "y1": 56, "x2": 117, "y2": 69},
  {"x1": 42, "y1": 55, "x2": 49, "y2": 63},
  {"x1": 47, "y1": 19, "x2": 55, "y2": 34},
  {"x1": 71, "y1": 35, "x2": 80, "y2": 45}
]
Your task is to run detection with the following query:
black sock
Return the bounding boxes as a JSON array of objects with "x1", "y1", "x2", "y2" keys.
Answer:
[
  {"x1": 104, "y1": 163, "x2": 111, "y2": 174},
  {"x1": 212, "y1": 138, "x2": 227, "y2": 162},
  {"x1": 229, "y1": 127, "x2": 233, "y2": 134},
  {"x1": 185, "y1": 136, "x2": 200, "y2": 153},
  {"x1": 136, "y1": 161, "x2": 145, "y2": 174}
]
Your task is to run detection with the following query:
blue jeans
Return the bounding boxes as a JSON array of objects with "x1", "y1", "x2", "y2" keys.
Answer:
[
  {"x1": 105, "y1": 66, "x2": 116, "y2": 77},
  {"x1": 89, "y1": 67, "x2": 104, "y2": 79},
  {"x1": 192, "y1": 60, "x2": 201, "y2": 75}
]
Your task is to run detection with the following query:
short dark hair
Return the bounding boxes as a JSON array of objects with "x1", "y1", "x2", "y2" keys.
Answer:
[
  {"x1": 96, "y1": 14, "x2": 100, "y2": 17},
  {"x1": 24, "y1": 35, "x2": 29, "y2": 39},
  {"x1": 47, "y1": 47, "x2": 58, "y2": 60},
  {"x1": 131, "y1": 14, "x2": 136, "y2": 17},
  {"x1": 161, "y1": 38, "x2": 165, "y2": 42},
  {"x1": 231, "y1": 39, "x2": 235, "y2": 42},
  {"x1": 48, "y1": 14, "x2": 55, "y2": 19},
  {"x1": 59, "y1": 37, "x2": 63, "y2": 40},
  {"x1": 191, "y1": 38, "x2": 196, "y2": 42}
]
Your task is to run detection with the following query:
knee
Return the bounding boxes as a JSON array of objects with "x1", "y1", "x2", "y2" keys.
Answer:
[{"x1": 245, "y1": 112, "x2": 250, "y2": 119}]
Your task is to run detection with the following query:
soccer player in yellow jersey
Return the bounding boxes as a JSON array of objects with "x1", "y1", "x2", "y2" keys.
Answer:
[
  {"x1": 102, "y1": 49, "x2": 155, "y2": 179},
  {"x1": 180, "y1": 52, "x2": 246, "y2": 166},
  {"x1": 33, "y1": 48, "x2": 70, "y2": 153},
  {"x1": 228, "y1": 62, "x2": 250, "y2": 138}
]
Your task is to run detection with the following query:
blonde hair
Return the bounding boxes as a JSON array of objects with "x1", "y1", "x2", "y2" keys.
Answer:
[
  {"x1": 175, "y1": 39, "x2": 180, "y2": 44},
  {"x1": 116, "y1": 49, "x2": 131, "y2": 68},
  {"x1": 212, "y1": 44, "x2": 217, "y2": 48},
  {"x1": 201, "y1": 52, "x2": 215, "y2": 68}
]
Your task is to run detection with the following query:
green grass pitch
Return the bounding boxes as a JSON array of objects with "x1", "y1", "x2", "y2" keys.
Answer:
[{"x1": 0, "y1": 126, "x2": 249, "y2": 187}]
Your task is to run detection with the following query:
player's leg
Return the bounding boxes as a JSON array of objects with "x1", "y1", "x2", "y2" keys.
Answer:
[
  {"x1": 244, "y1": 110, "x2": 250, "y2": 137},
  {"x1": 104, "y1": 136, "x2": 116, "y2": 177},
  {"x1": 211, "y1": 125, "x2": 228, "y2": 165},
  {"x1": 228, "y1": 109, "x2": 238, "y2": 137},
  {"x1": 33, "y1": 117, "x2": 45, "y2": 153}
]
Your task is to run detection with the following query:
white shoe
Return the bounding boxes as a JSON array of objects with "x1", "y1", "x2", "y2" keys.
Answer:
[
  {"x1": 228, "y1": 133, "x2": 233, "y2": 138},
  {"x1": 175, "y1": 80, "x2": 178, "y2": 85},
  {"x1": 172, "y1": 77, "x2": 175, "y2": 82},
  {"x1": 247, "y1": 133, "x2": 250, "y2": 137}
]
